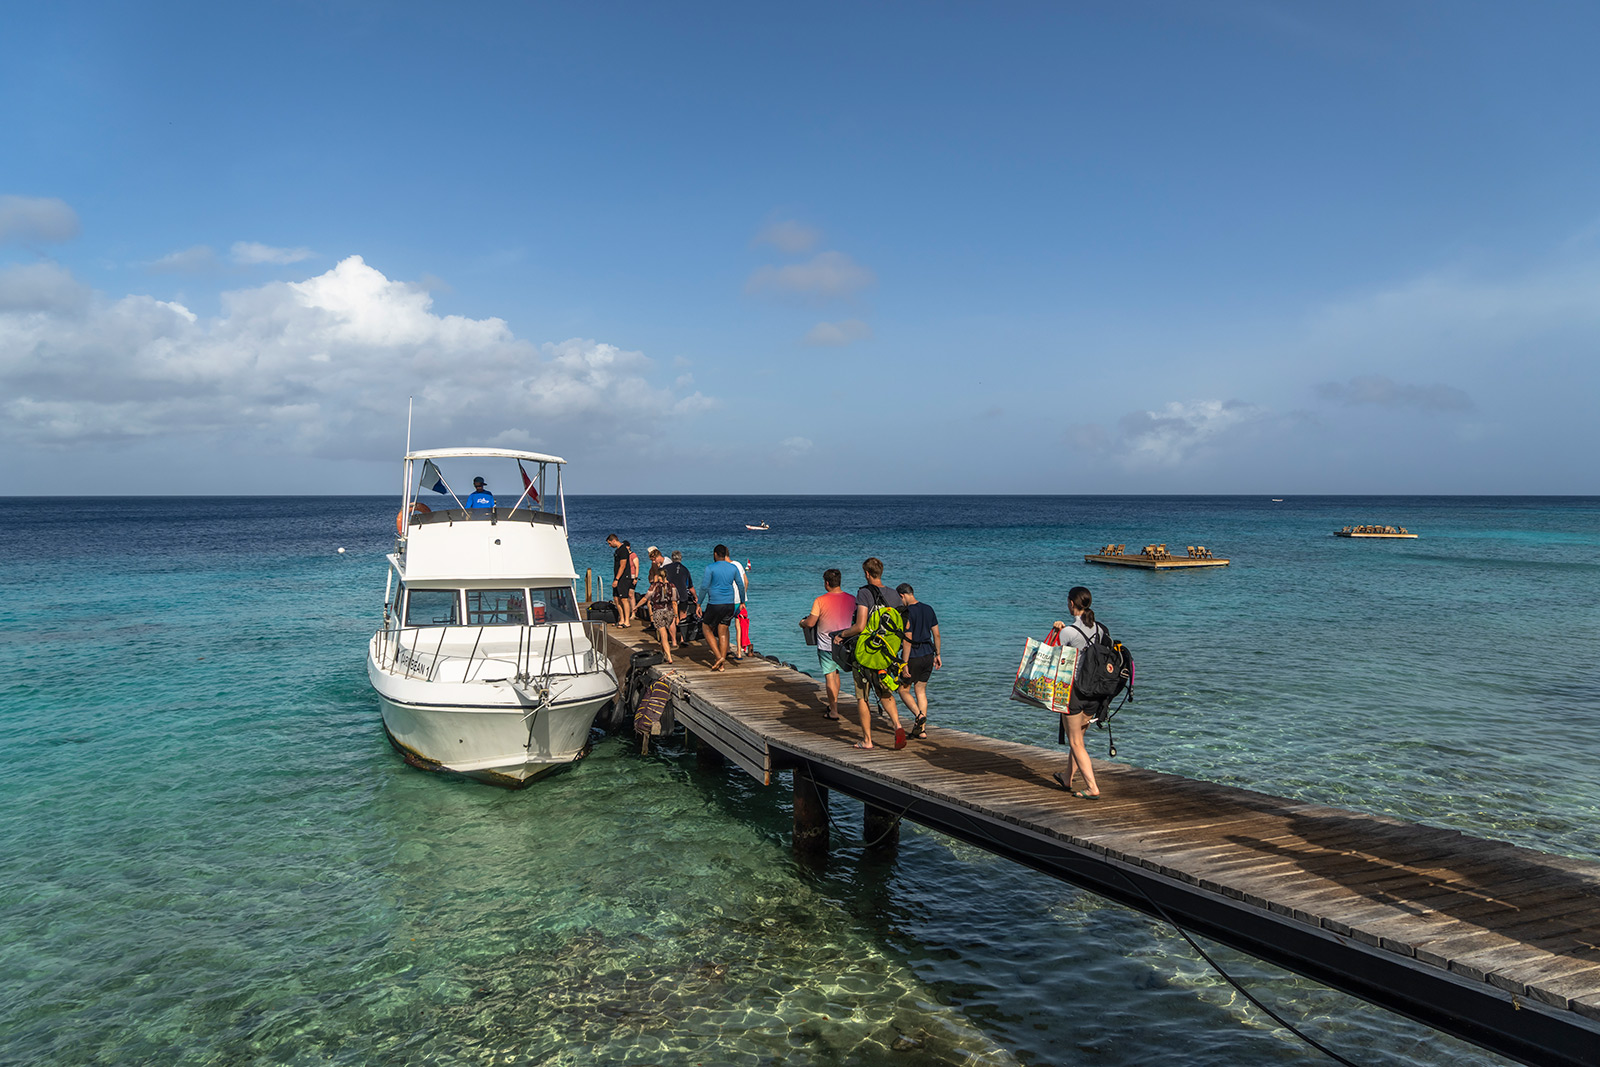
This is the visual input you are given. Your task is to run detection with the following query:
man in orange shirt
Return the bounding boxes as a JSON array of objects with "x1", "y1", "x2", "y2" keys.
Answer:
[{"x1": 799, "y1": 569, "x2": 857, "y2": 721}]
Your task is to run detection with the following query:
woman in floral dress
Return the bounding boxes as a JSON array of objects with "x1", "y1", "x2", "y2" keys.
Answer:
[{"x1": 645, "y1": 569, "x2": 679, "y2": 664}]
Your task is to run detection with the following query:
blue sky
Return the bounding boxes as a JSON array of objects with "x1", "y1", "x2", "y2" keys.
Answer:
[{"x1": 4, "y1": 1, "x2": 1598, "y2": 494}]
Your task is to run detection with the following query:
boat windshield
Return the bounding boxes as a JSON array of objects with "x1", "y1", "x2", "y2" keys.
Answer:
[
  {"x1": 466, "y1": 589, "x2": 528, "y2": 626},
  {"x1": 400, "y1": 586, "x2": 579, "y2": 627},
  {"x1": 526, "y1": 586, "x2": 579, "y2": 624},
  {"x1": 405, "y1": 588, "x2": 460, "y2": 627}
]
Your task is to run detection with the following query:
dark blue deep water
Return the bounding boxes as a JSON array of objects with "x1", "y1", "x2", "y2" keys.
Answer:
[{"x1": 2, "y1": 495, "x2": 1596, "y2": 1066}]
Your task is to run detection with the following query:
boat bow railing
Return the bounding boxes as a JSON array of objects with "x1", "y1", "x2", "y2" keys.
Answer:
[{"x1": 372, "y1": 622, "x2": 607, "y2": 685}]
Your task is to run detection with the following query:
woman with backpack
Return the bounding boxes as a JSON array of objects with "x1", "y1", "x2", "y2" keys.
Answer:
[{"x1": 1050, "y1": 585, "x2": 1106, "y2": 798}]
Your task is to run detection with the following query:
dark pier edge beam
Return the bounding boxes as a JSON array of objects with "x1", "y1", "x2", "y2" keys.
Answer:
[{"x1": 778, "y1": 749, "x2": 1600, "y2": 1067}]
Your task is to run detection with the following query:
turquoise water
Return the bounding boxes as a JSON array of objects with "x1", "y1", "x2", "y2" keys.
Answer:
[{"x1": 2, "y1": 495, "x2": 1596, "y2": 1065}]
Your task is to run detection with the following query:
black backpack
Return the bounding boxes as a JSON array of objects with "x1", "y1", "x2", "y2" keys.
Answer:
[
  {"x1": 1070, "y1": 626, "x2": 1131, "y2": 708},
  {"x1": 1058, "y1": 621, "x2": 1135, "y2": 752}
]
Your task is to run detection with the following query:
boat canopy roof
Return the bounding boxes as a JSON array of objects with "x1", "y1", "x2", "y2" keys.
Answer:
[{"x1": 406, "y1": 447, "x2": 566, "y2": 465}]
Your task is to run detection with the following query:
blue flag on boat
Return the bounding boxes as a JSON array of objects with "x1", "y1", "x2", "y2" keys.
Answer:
[{"x1": 420, "y1": 459, "x2": 449, "y2": 496}]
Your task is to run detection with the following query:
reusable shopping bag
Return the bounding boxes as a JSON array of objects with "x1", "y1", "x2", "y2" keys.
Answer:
[{"x1": 1010, "y1": 629, "x2": 1077, "y2": 713}]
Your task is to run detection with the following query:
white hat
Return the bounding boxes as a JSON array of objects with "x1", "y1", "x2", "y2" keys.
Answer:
[{"x1": 647, "y1": 545, "x2": 660, "y2": 555}]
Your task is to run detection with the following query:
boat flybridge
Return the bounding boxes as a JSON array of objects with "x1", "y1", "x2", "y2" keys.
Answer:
[{"x1": 367, "y1": 447, "x2": 618, "y2": 786}]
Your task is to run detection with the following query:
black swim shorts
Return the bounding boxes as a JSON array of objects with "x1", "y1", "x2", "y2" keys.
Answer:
[
  {"x1": 906, "y1": 654, "x2": 935, "y2": 683},
  {"x1": 613, "y1": 581, "x2": 635, "y2": 599},
  {"x1": 702, "y1": 602, "x2": 737, "y2": 629}
]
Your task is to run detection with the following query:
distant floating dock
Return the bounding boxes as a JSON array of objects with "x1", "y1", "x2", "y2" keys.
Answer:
[
  {"x1": 1085, "y1": 543, "x2": 1230, "y2": 569},
  {"x1": 1336, "y1": 525, "x2": 1418, "y2": 539}
]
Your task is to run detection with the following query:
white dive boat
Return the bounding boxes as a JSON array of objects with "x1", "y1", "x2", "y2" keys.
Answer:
[{"x1": 367, "y1": 447, "x2": 618, "y2": 787}]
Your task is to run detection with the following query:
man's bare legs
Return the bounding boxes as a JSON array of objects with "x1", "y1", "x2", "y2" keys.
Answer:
[
  {"x1": 855, "y1": 676, "x2": 904, "y2": 748},
  {"x1": 708, "y1": 623, "x2": 729, "y2": 670}
]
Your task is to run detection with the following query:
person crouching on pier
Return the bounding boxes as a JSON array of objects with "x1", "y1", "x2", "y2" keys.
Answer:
[{"x1": 1050, "y1": 585, "x2": 1106, "y2": 798}]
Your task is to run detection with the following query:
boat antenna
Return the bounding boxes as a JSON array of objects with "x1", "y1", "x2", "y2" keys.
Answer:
[{"x1": 399, "y1": 397, "x2": 415, "y2": 538}]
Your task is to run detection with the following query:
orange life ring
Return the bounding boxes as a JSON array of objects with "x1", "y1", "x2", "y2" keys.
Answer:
[{"x1": 396, "y1": 501, "x2": 432, "y2": 534}]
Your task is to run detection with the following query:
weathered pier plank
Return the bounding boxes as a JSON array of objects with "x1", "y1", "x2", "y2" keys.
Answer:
[{"x1": 591, "y1": 623, "x2": 1600, "y2": 1065}]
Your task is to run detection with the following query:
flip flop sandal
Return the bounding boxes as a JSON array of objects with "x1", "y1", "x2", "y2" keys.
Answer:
[
  {"x1": 851, "y1": 740, "x2": 874, "y2": 750},
  {"x1": 1073, "y1": 791, "x2": 1101, "y2": 800},
  {"x1": 893, "y1": 727, "x2": 906, "y2": 750}
]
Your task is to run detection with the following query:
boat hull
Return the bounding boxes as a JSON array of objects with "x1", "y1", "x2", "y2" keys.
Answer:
[
  {"x1": 369, "y1": 640, "x2": 616, "y2": 786},
  {"x1": 375, "y1": 689, "x2": 611, "y2": 786}
]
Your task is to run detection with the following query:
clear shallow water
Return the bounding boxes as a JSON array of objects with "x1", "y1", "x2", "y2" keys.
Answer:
[{"x1": 2, "y1": 495, "x2": 1596, "y2": 1066}]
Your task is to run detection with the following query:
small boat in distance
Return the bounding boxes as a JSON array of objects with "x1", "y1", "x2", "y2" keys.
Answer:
[
  {"x1": 1271, "y1": 498, "x2": 1284, "y2": 502},
  {"x1": 367, "y1": 447, "x2": 618, "y2": 787},
  {"x1": 745, "y1": 522, "x2": 770, "y2": 531},
  {"x1": 1335, "y1": 525, "x2": 1417, "y2": 539}
]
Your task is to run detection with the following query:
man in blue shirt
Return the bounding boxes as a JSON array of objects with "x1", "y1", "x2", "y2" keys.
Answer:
[
  {"x1": 466, "y1": 477, "x2": 495, "y2": 509},
  {"x1": 699, "y1": 544, "x2": 745, "y2": 671}
]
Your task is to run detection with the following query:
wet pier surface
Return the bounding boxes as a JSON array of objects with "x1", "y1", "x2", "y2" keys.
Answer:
[{"x1": 591, "y1": 621, "x2": 1600, "y2": 1067}]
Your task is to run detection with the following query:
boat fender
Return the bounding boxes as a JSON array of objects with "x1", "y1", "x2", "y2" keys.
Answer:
[{"x1": 396, "y1": 501, "x2": 432, "y2": 534}]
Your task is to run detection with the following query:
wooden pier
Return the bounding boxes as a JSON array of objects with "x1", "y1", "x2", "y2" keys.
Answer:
[
  {"x1": 589, "y1": 622, "x2": 1600, "y2": 1067},
  {"x1": 1086, "y1": 543, "x2": 1231, "y2": 569}
]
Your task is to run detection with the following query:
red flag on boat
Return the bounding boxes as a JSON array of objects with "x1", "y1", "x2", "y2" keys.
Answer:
[{"x1": 518, "y1": 461, "x2": 540, "y2": 503}]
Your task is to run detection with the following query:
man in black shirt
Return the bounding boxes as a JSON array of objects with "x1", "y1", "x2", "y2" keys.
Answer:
[
  {"x1": 606, "y1": 534, "x2": 636, "y2": 626},
  {"x1": 662, "y1": 549, "x2": 695, "y2": 620},
  {"x1": 896, "y1": 583, "x2": 941, "y2": 738}
]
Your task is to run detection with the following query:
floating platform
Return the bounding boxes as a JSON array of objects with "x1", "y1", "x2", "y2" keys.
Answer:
[
  {"x1": 591, "y1": 621, "x2": 1600, "y2": 1067},
  {"x1": 1336, "y1": 526, "x2": 1417, "y2": 539},
  {"x1": 1085, "y1": 543, "x2": 1230, "y2": 569}
]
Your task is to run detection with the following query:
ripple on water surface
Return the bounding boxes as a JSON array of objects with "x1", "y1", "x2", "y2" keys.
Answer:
[{"x1": 3, "y1": 495, "x2": 1593, "y2": 1065}]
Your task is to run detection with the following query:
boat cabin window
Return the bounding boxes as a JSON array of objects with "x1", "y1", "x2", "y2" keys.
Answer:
[
  {"x1": 405, "y1": 589, "x2": 460, "y2": 627},
  {"x1": 527, "y1": 586, "x2": 579, "y2": 624},
  {"x1": 465, "y1": 589, "x2": 529, "y2": 626}
]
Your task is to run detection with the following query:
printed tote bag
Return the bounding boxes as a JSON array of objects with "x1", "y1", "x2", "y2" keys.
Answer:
[{"x1": 1010, "y1": 631, "x2": 1078, "y2": 713}]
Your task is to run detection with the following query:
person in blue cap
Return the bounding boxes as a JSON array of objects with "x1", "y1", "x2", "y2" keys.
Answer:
[{"x1": 466, "y1": 477, "x2": 495, "y2": 508}]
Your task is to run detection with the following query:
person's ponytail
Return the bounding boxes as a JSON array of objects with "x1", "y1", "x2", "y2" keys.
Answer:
[{"x1": 1067, "y1": 586, "x2": 1095, "y2": 628}]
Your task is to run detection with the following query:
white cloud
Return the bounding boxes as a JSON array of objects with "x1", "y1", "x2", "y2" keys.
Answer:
[
  {"x1": 231, "y1": 241, "x2": 315, "y2": 265},
  {"x1": 775, "y1": 435, "x2": 813, "y2": 461},
  {"x1": 149, "y1": 245, "x2": 221, "y2": 274},
  {"x1": 0, "y1": 255, "x2": 712, "y2": 454},
  {"x1": 1313, "y1": 375, "x2": 1473, "y2": 412},
  {"x1": 0, "y1": 195, "x2": 80, "y2": 244},
  {"x1": 0, "y1": 262, "x2": 89, "y2": 312},
  {"x1": 802, "y1": 318, "x2": 872, "y2": 347},
  {"x1": 673, "y1": 392, "x2": 717, "y2": 416},
  {"x1": 745, "y1": 251, "x2": 875, "y2": 300},
  {"x1": 1114, "y1": 399, "x2": 1270, "y2": 467},
  {"x1": 1305, "y1": 261, "x2": 1600, "y2": 365},
  {"x1": 753, "y1": 220, "x2": 822, "y2": 254}
]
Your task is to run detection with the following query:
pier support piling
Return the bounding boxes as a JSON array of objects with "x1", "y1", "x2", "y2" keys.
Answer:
[
  {"x1": 793, "y1": 768, "x2": 829, "y2": 856},
  {"x1": 585, "y1": 568, "x2": 592, "y2": 602},
  {"x1": 863, "y1": 802, "x2": 901, "y2": 850},
  {"x1": 695, "y1": 735, "x2": 725, "y2": 770}
]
